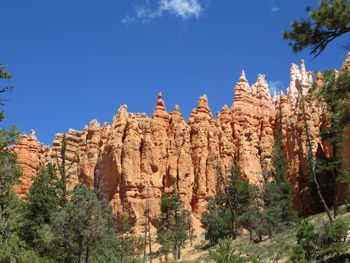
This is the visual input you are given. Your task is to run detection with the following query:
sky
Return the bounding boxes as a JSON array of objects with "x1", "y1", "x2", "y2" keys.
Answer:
[{"x1": 1, "y1": 0, "x2": 349, "y2": 145}]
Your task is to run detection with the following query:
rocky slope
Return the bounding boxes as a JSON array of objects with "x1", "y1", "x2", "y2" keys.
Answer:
[{"x1": 14, "y1": 53, "x2": 350, "y2": 230}]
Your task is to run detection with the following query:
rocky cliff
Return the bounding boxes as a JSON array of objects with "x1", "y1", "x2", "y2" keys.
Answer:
[{"x1": 14, "y1": 54, "x2": 350, "y2": 230}]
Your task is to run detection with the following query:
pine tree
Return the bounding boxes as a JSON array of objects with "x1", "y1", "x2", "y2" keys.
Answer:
[
  {"x1": 296, "y1": 219, "x2": 319, "y2": 261},
  {"x1": 201, "y1": 165, "x2": 256, "y2": 244},
  {"x1": 283, "y1": 0, "x2": 350, "y2": 58},
  {"x1": 157, "y1": 188, "x2": 189, "y2": 261},
  {"x1": 221, "y1": 166, "x2": 256, "y2": 239},
  {"x1": 301, "y1": 95, "x2": 334, "y2": 223},
  {"x1": 258, "y1": 108, "x2": 297, "y2": 238},
  {"x1": 318, "y1": 218, "x2": 349, "y2": 260},
  {"x1": 22, "y1": 163, "x2": 60, "y2": 255},
  {"x1": 208, "y1": 238, "x2": 245, "y2": 263},
  {"x1": 288, "y1": 218, "x2": 349, "y2": 262},
  {"x1": 270, "y1": 110, "x2": 296, "y2": 223},
  {"x1": 0, "y1": 62, "x2": 43, "y2": 262},
  {"x1": 201, "y1": 195, "x2": 233, "y2": 245},
  {"x1": 50, "y1": 184, "x2": 117, "y2": 263},
  {"x1": 314, "y1": 70, "x2": 350, "y2": 217},
  {"x1": 0, "y1": 62, "x2": 20, "y2": 192}
]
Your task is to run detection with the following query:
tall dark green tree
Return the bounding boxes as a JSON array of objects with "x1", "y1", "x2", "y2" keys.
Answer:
[
  {"x1": 201, "y1": 195, "x2": 232, "y2": 245},
  {"x1": 0, "y1": 63, "x2": 42, "y2": 262},
  {"x1": 283, "y1": 0, "x2": 350, "y2": 58},
  {"x1": 270, "y1": 111, "x2": 296, "y2": 221},
  {"x1": 258, "y1": 108, "x2": 297, "y2": 238},
  {"x1": 50, "y1": 184, "x2": 118, "y2": 263},
  {"x1": 22, "y1": 163, "x2": 60, "y2": 256},
  {"x1": 157, "y1": 188, "x2": 189, "y2": 261},
  {"x1": 201, "y1": 166, "x2": 256, "y2": 244},
  {"x1": 314, "y1": 70, "x2": 350, "y2": 217}
]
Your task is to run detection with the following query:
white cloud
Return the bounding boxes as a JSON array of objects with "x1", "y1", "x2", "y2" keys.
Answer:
[
  {"x1": 268, "y1": 80, "x2": 285, "y2": 96},
  {"x1": 270, "y1": 7, "x2": 280, "y2": 13},
  {"x1": 123, "y1": 0, "x2": 204, "y2": 24}
]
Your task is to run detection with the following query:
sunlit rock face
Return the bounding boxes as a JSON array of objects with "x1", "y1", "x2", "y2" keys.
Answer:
[{"x1": 14, "y1": 53, "x2": 350, "y2": 229}]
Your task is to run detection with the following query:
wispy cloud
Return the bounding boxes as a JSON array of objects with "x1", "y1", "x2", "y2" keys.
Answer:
[
  {"x1": 123, "y1": 0, "x2": 205, "y2": 24},
  {"x1": 268, "y1": 80, "x2": 285, "y2": 96},
  {"x1": 270, "y1": 7, "x2": 280, "y2": 13},
  {"x1": 268, "y1": 0, "x2": 280, "y2": 13}
]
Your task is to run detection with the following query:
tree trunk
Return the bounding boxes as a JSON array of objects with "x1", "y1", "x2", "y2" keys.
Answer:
[
  {"x1": 143, "y1": 224, "x2": 147, "y2": 263},
  {"x1": 79, "y1": 240, "x2": 84, "y2": 263},
  {"x1": 85, "y1": 245, "x2": 90, "y2": 263},
  {"x1": 231, "y1": 209, "x2": 237, "y2": 239},
  {"x1": 333, "y1": 143, "x2": 339, "y2": 218},
  {"x1": 148, "y1": 214, "x2": 152, "y2": 263}
]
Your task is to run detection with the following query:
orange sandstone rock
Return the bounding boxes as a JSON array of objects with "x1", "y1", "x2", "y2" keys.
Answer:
[{"x1": 14, "y1": 54, "x2": 350, "y2": 229}]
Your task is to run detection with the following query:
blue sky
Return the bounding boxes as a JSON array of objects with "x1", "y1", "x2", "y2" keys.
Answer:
[{"x1": 1, "y1": 0, "x2": 348, "y2": 144}]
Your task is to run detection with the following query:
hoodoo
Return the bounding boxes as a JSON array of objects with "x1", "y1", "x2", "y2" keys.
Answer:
[{"x1": 14, "y1": 54, "x2": 350, "y2": 229}]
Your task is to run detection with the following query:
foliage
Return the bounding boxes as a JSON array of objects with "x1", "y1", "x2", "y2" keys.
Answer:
[
  {"x1": 201, "y1": 195, "x2": 232, "y2": 245},
  {"x1": 157, "y1": 188, "x2": 189, "y2": 261},
  {"x1": 209, "y1": 238, "x2": 246, "y2": 263},
  {"x1": 314, "y1": 70, "x2": 350, "y2": 216},
  {"x1": 295, "y1": 219, "x2": 319, "y2": 261},
  {"x1": 22, "y1": 164, "x2": 60, "y2": 247},
  {"x1": 0, "y1": 62, "x2": 144, "y2": 263},
  {"x1": 49, "y1": 184, "x2": 117, "y2": 262},
  {"x1": 114, "y1": 216, "x2": 143, "y2": 263},
  {"x1": 201, "y1": 166, "x2": 256, "y2": 245},
  {"x1": 0, "y1": 62, "x2": 44, "y2": 262},
  {"x1": 288, "y1": 218, "x2": 350, "y2": 262},
  {"x1": 318, "y1": 218, "x2": 349, "y2": 260},
  {"x1": 254, "y1": 114, "x2": 298, "y2": 239},
  {"x1": 283, "y1": 0, "x2": 350, "y2": 57},
  {"x1": 287, "y1": 244, "x2": 310, "y2": 263},
  {"x1": 269, "y1": 113, "x2": 297, "y2": 224},
  {"x1": 301, "y1": 94, "x2": 334, "y2": 223}
]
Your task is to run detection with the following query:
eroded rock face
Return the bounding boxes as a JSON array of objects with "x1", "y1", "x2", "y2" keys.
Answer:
[
  {"x1": 13, "y1": 130, "x2": 40, "y2": 199},
  {"x1": 14, "y1": 53, "x2": 350, "y2": 228}
]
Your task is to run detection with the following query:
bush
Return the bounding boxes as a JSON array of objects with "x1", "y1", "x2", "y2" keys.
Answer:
[{"x1": 209, "y1": 238, "x2": 246, "y2": 263}]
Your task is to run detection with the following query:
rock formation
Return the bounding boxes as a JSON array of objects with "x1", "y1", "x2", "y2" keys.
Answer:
[
  {"x1": 13, "y1": 130, "x2": 40, "y2": 199},
  {"x1": 14, "y1": 53, "x2": 350, "y2": 229}
]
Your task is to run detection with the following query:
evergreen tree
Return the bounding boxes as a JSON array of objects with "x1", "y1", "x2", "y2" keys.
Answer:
[
  {"x1": 296, "y1": 219, "x2": 319, "y2": 261},
  {"x1": 314, "y1": 70, "x2": 350, "y2": 217},
  {"x1": 22, "y1": 163, "x2": 60, "y2": 256},
  {"x1": 257, "y1": 109, "x2": 298, "y2": 239},
  {"x1": 201, "y1": 195, "x2": 233, "y2": 245},
  {"x1": 221, "y1": 166, "x2": 256, "y2": 239},
  {"x1": 208, "y1": 238, "x2": 245, "y2": 263},
  {"x1": 201, "y1": 166, "x2": 256, "y2": 244},
  {"x1": 283, "y1": 0, "x2": 350, "y2": 57},
  {"x1": 156, "y1": 188, "x2": 189, "y2": 261},
  {"x1": 0, "y1": 62, "x2": 20, "y2": 192},
  {"x1": 269, "y1": 110, "x2": 296, "y2": 223},
  {"x1": 114, "y1": 216, "x2": 142, "y2": 263},
  {"x1": 301, "y1": 95, "x2": 334, "y2": 223},
  {"x1": 49, "y1": 184, "x2": 117, "y2": 263},
  {"x1": 318, "y1": 218, "x2": 349, "y2": 260},
  {"x1": 0, "y1": 62, "x2": 43, "y2": 262},
  {"x1": 288, "y1": 218, "x2": 349, "y2": 262}
]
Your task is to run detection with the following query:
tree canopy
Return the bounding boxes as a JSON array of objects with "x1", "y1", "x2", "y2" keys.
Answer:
[{"x1": 283, "y1": 0, "x2": 350, "y2": 58}]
